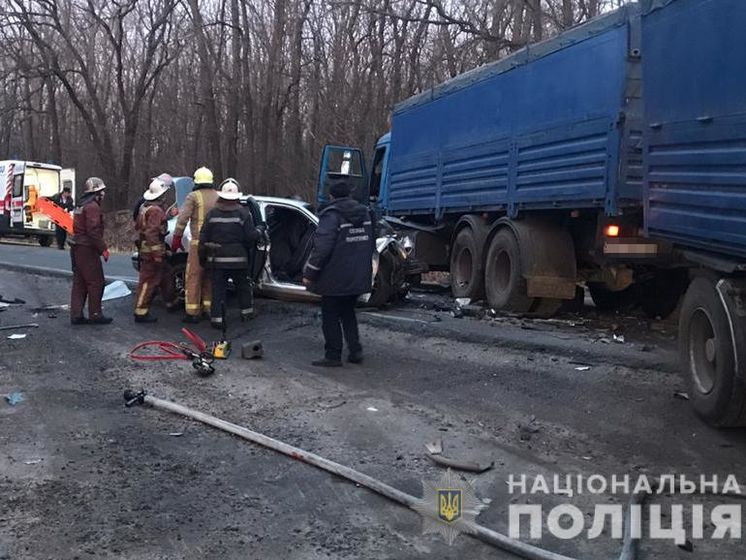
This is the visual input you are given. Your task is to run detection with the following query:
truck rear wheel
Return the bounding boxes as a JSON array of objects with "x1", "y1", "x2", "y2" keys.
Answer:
[
  {"x1": 484, "y1": 228, "x2": 533, "y2": 313},
  {"x1": 450, "y1": 228, "x2": 484, "y2": 300},
  {"x1": 679, "y1": 277, "x2": 746, "y2": 427}
]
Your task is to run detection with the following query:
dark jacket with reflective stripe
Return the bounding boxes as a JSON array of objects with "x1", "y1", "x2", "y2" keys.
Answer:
[
  {"x1": 303, "y1": 197, "x2": 374, "y2": 296},
  {"x1": 199, "y1": 200, "x2": 258, "y2": 269}
]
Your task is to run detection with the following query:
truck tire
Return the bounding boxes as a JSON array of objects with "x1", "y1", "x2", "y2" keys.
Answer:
[
  {"x1": 450, "y1": 228, "x2": 484, "y2": 300},
  {"x1": 639, "y1": 269, "x2": 689, "y2": 319},
  {"x1": 588, "y1": 282, "x2": 637, "y2": 312},
  {"x1": 679, "y1": 277, "x2": 746, "y2": 427},
  {"x1": 484, "y1": 228, "x2": 533, "y2": 313},
  {"x1": 38, "y1": 236, "x2": 52, "y2": 248}
]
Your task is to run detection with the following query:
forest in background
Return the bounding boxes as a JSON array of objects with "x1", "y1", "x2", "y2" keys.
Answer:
[{"x1": 0, "y1": 0, "x2": 628, "y2": 208}]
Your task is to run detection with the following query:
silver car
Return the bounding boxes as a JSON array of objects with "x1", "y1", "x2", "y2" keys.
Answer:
[{"x1": 132, "y1": 177, "x2": 420, "y2": 306}]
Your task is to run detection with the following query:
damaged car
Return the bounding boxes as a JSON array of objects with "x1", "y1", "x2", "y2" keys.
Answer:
[{"x1": 131, "y1": 177, "x2": 423, "y2": 307}]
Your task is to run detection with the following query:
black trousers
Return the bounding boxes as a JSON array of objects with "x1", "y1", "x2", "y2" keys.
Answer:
[
  {"x1": 321, "y1": 295, "x2": 361, "y2": 360},
  {"x1": 56, "y1": 227, "x2": 67, "y2": 249},
  {"x1": 210, "y1": 268, "x2": 253, "y2": 323}
]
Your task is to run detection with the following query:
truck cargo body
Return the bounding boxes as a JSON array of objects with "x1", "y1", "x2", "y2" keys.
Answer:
[
  {"x1": 642, "y1": 0, "x2": 746, "y2": 261},
  {"x1": 384, "y1": 6, "x2": 643, "y2": 220}
]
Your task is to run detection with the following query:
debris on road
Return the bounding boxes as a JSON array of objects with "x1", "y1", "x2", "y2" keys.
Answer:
[
  {"x1": 102, "y1": 280, "x2": 131, "y2": 301},
  {"x1": 30, "y1": 304, "x2": 69, "y2": 313},
  {"x1": 5, "y1": 391, "x2": 24, "y2": 405},
  {"x1": 0, "y1": 323, "x2": 39, "y2": 332},
  {"x1": 613, "y1": 334, "x2": 625, "y2": 344},
  {"x1": 168, "y1": 432, "x2": 184, "y2": 437},
  {"x1": 673, "y1": 391, "x2": 690, "y2": 401},
  {"x1": 23, "y1": 459, "x2": 42, "y2": 465},
  {"x1": 424, "y1": 438, "x2": 494, "y2": 473},
  {"x1": 241, "y1": 340, "x2": 263, "y2": 359},
  {"x1": 366, "y1": 406, "x2": 379, "y2": 412},
  {"x1": 0, "y1": 295, "x2": 26, "y2": 304},
  {"x1": 7, "y1": 334, "x2": 27, "y2": 339},
  {"x1": 574, "y1": 366, "x2": 591, "y2": 371}
]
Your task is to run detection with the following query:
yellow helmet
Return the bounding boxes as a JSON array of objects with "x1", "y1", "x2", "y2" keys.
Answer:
[{"x1": 193, "y1": 167, "x2": 213, "y2": 185}]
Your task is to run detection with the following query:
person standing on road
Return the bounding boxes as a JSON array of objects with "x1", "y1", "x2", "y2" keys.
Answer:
[
  {"x1": 199, "y1": 179, "x2": 260, "y2": 329},
  {"x1": 302, "y1": 181, "x2": 374, "y2": 367},
  {"x1": 69, "y1": 177, "x2": 112, "y2": 325},
  {"x1": 133, "y1": 178, "x2": 175, "y2": 323},
  {"x1": 51, "y1": 186, "x2": 74, "y2": 250},
  {"x1": 171, "y1": 167, "x2": 218, "y2": 323}
]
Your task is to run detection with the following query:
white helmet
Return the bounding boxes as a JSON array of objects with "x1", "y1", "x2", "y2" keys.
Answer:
[
  {"x1": 218, "y1": 178, "x2": 242, "y2": 200},
  {"x1": 143, "y1": 178, "x2": 169, "y2": 201},
  {"x1": 84, "y1": 177, "x2": 106, "y2": 194}
]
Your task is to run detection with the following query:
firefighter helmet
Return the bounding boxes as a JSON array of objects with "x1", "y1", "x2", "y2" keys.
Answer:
[
  {"x1": 217, "y1": 178, "x2": 242, "y2": 200},
  {"x1": 193, "y1": 167, "x2": 213, "y2": 185},
  {"x1": 143, "y1": 178, "x2": 169, "y2": 201},
  {"x1": 84, "y1": 177, "x2": 106, "y2": 194}
]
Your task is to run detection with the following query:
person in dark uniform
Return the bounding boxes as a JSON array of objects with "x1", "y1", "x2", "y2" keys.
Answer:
[
  {"x1": 199, "y1": 178, "x2": 260, "y2": 329},
  {"x1": 70, "y1": 177, "x2": 112, "y2": 325},
  {"x1": 302, "y1": 181, "x2": 374, "y2": 367},
  {"x1": 51, "y1": 186, "x2": 75, "y2": 249}
]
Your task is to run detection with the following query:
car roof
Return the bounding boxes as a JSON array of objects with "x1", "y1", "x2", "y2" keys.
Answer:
[{"x1": 246, "y1": 195, "x2": 313, "y2": 211}]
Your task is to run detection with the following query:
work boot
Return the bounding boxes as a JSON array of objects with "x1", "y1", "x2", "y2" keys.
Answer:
[
  {"x1": 89, "y1": 315, "x2": 113, "y2": 325},
  {"x1": 311, "y1": 358, "x2": 343, "y2": 368},
  {"x1": 348, "y1": 351, "x2": 363, "y2": 364},
  {"x1": 70, "y1": 316, "x2": 88, "y2": 325},
  {"x1": 182, "y1": 314, "x2": 200, "y2": 324},
  {"x1": 134, "y1": 313, "x2": 157, "y2": 323},
  {"x1": 240, "y1": 309, "x2": 255, "y2": 322}
]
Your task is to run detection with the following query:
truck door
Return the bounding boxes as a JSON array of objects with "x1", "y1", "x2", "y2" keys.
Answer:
[{"x1": 316, "y1": 145, "x2": 368, "y2": 208}]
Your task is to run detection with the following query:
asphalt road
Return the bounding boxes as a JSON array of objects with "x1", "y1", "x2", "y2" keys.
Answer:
[
  {"x1": 1, "y1": 246, "x2": 745, "y2": 559},
  {"x1": 0, "y1": 242, "x2": 136, "y2": 283}
]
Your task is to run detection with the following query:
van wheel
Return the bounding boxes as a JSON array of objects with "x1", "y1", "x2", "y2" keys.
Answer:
[
  {"x1": 38, "y1": 236, "x2": 52, "y2": 248},
  {"x1": 484, "y1": 228, "x2": 533, "y2": 313},
  {"x1": 679, "y1": 277, "x2": 746, "y2": 427},
  {"x1": 450, "y1": 228, "x2": 484, "y2": 300}
]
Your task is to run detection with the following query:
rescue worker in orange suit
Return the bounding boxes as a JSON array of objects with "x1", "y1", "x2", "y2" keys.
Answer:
[
  {"x1": 133, "y1": 178, "x2": 174, "y2": 323},
  {"x1": 199, "y1": 179, "x2": 260, "y2": 329},
  {"x1": 69, "y1": 177, "x2": 112, "y2": 325},
  {"x1": 171, "y1": 167, "x2": 218, "y2": 323}
]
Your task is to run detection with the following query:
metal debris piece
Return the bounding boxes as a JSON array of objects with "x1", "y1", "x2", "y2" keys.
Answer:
[
  {"x1": 424, "y1": 438, "x2": 494, "y2": 473},
  {"x1": 673, "y1": 391, "x2": 690, "y2": 401},
  {"x1": 241, "y1": 340, "x2": 264, "y2": 359},
  {"x1": 5, "y1": 392, "x2": 24, "y2": 406}
]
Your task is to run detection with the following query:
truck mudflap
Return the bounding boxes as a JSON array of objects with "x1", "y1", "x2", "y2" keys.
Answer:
[{"x1": 715, "y1": 278, "x2": 746, "y2": 383}]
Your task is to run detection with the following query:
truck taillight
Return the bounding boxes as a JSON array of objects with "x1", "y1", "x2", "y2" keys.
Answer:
[{"x1": 604, "y1": 224, "x2": 620, "y2": 237}]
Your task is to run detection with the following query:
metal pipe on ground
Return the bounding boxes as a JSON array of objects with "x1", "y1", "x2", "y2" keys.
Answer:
[{"x1": 123, "y1": 389, "x2": 578, "y2": 560}]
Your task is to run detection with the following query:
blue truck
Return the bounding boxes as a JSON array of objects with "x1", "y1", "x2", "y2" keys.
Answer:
[{"x1": 318, "y1": 0, "x2": 746, "y2": 426}]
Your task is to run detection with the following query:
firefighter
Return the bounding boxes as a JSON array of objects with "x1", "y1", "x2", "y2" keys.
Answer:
[
  {"x1": 199, "y1": 178, "x2": 260, "y2": 329},
  {"x1": 171, "y1": 167, "x2": 218, "y2": 323},
  {"x1": 302, "y1": 180, "x2": 374, "y2": 367},
  {"x1": 70, "y1": 177, "x2": 112, "y2": 325},
  {"x1": 51, "y1": 186, "x2": 74, "y2": 249},
  {"x1": 133, "y1": 178, "x2": 174, "y2": 323},
  {"x1": 132, "y1": 173, "x2": 173, "y2": 222}
]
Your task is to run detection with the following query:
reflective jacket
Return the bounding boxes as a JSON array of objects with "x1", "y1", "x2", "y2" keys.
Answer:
[
  {"x1": 136, "y1": 202, "x2": 168, "y2": 262},
  {"x1": 199, "y1": 200, "x2": 259, "y2": 269},
  {"x1": 173, "y1": 185, "x2": 218, "y2": 245},
  {"x1": 71, "y1": 195, "x2": 107, "y2": 254},
  {"x1": 303, "y1": 197, "x2": 374, "y2": 296}
]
